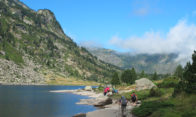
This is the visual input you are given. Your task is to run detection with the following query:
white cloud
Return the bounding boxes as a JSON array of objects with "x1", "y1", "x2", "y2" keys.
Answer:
[
  {"x1": 109, "y1": 20, "x2": 196, "y2": 64},
  {"x1": 131, "y1": 0, "x2": 160, "y2": 16},
  {"x1": 133, "y1": 7, "x2": 149, "y2": 16}
]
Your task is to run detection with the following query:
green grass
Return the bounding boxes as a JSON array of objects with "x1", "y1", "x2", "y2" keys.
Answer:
[
  {"x1": 132, "y1": 101, "x2": 174, "y2": 117},
  {"x1": 110, "y1": 89, "x2": 150, "y2": 101},
  {"x1": 157, "y1": 76, "x2": 179, "y2": 88},
  {"x1": 94, "y1": 85, "x2": 105, "y2": 93},
  {"x1": 132, "y1": 90, "x2": 196, "y2": 117}
]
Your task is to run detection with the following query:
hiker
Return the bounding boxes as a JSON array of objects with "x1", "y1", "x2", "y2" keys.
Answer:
[
  {"x1": 104, "y1": 87, "x2": 110, "y2": 96},
  {"x1": 112, "y1": 88, "x2": 118, "y2": 94},
  {"x1": 131, "y1": 92, "x2": 137, "y2": 105},
  {"x1": 119, "y1": 96, "x2": 128, "y2": 116}
]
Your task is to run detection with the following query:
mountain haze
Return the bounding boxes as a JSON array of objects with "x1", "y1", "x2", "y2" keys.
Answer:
[
  {"x1": 86, "y1": 47, "x2": 179, "y2": 74},
  {"x1": 0, "y1": 0, "x2": 119, "y2": 84}
]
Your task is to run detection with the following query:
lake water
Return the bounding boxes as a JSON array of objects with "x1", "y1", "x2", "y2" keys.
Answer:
[{"x1": 0, "y1": 85, "x2": 97, "y2": 117}]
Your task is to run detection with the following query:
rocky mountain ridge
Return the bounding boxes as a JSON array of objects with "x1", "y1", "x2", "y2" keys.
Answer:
[
  {"x1": 86, "y1": 47, "x2": 179, "y2": 74},
  {"x1": 0, "y1": 0, "x2": 119, "y2": 84}
]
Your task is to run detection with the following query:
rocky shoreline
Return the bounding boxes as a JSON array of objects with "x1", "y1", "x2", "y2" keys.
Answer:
[{"x1": 50, "y1": 89, "x2": 136, "y2": 117}]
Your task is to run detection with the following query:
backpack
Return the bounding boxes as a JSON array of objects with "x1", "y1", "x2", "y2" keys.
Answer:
[
  {"x1": 131, "y1": 94, "x2": 136, "y2": 101},
  {"x1": 121, "y1": 97, "x2": 127, "y2": 106}
]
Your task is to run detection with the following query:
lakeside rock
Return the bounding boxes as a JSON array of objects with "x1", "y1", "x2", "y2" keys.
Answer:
[
  {"x1": 73, "y1": 113, "x2": 86, "y2": 117},
  {"x1": 135, "y1": 78, "x2": 156, "y2": 91},
  {"x1": 84, "y1": 86, "x2": 92, "y2": 91},
  {"x1": 94, "y1": 97, "x2": 112, "y2": 107}
]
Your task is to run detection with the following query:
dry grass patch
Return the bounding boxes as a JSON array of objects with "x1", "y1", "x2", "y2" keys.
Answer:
[{"x1": 44, "y1": 73, "x2": 99, "y2": 86}]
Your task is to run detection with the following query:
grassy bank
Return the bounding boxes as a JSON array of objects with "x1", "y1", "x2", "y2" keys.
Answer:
[
  {"x1": 44, "y1": 73, "x2": 100, "y2": 86},
  {"x1": 131, "y1": 78, "x2": 196, "y2": 117},
  {"x1": 109, "y1": 77, "x2": 196, "y2": 117},
  {"x1": 132, "y1": 92, "x2": 196, "y2": 117}
]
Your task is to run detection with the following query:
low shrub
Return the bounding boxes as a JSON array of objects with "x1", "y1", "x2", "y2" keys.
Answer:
[
  {"x1": 149, "y1": 87, "x2": 162, "y2": 97},
  {"x1": 132, "y1": 101, "x2": 174, "y2": 117},
  {"x1": 158, "y1": 77, "x2": 179, "y2": 88},
  {"x1": 94, "y1": 85, "x2": 104, "y2": 93}
]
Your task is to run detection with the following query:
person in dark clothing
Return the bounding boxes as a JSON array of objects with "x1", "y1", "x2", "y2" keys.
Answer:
[
  {"x1": 131, "y1": 92, "x2": 137, "y2": 105},
  {"x1": 119, "y1": 96, "x2": 128, "y2": 116}
]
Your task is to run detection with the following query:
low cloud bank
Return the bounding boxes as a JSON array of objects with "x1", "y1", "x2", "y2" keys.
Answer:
[{"x1": 109, "y1": 20, "x2": 196, "y2": 65}]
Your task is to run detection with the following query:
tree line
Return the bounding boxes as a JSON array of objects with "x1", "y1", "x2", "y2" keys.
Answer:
[
  {"x1": 111, "y1": 68, "x2": 161, "y2": 86},
  {"x1": 111, "y1": 51, "x2": 196, "y2": 94}
]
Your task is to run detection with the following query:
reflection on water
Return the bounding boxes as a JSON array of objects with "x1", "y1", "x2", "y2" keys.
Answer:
[{"x1": 0, "y1": 85, "x2": 97, "y2": 117}]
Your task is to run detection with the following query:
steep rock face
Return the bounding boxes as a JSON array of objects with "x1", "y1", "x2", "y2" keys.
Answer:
[
  {"x1": 87, "y1": 48, "x2": 124, "y2": 67},
  {"x1": 0, "y1": 57, "x2": 45, "y2": 84},
  {"x1": 0, "y1": 0, "x2": 119, "y2": 84},
  {"x1": 37, "y1": 9, "x2": 65, "y2": 38}
]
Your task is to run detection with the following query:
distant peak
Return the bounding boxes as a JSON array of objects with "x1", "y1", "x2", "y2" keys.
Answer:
[{"x1": 37, "y1": 9, "x2": 54, "y2": 17}]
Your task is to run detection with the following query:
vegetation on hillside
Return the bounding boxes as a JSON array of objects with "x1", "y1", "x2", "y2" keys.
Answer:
[
  {"x1": 107, "y1": 51, "x2": 196, "y2": 117},
  {"x1": 87, "y1": 47, "x2": 179, "y2": 74},
  {"x1": 131, "y1": 51, "x2": 196, "y2": 117},
  {"x1": 0, "y1": 0, "x2": 120, "y2": 84}
]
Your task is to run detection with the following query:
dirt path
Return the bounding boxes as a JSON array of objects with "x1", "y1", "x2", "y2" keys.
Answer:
[
  {"x1": 86, "y1": 104, "x2": 134, "y2": 117},
  {"x1": 50, "y1": 89, "x2": 137, "y2": 117}
]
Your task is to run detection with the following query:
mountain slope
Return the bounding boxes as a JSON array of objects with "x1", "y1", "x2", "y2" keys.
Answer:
[
  {"x1": 87, "y1": 47, "x2": 179, "y2": 74},
  {"x1": 0, "y1": 0, "x2": 119, "y2": 84}
]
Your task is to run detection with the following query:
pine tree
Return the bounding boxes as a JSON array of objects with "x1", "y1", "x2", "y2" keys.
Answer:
[
  {"x1": 121, "y1": 69, "x2": 132, "y2": 84},
  {"x1": 140, "y1": 70, "x2": 146, "y2": 78},
  {"x1": 111, "y1": 72, "x2": 120, "y2": 86},
  {"x1": 152, "y1": 71, "x2": 158, "y2": 80},
  {"x1": 183, "y1": 51, "x2": 196, "y2": 93},
  {"x1": 174, "y1": 65, "x2": 183, "y2": 79},
  {"x1": 131, "y1": 68, "x2": 137, "y2": 83},
  {"x1": 121, "y1": 68, "x2": 137, "y2": 84}
]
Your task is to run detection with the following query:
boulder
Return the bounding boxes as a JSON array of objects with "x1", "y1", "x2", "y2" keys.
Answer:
[
  {"x1": 94, "y1": 97, "x2": 113, "y2": 107},
  {"x1": 77, "y1": 96, "x2": 113, "y2": 107},
  {"x1": 84, "y1": 86, "x2": 92, "y2": 91},
  {"x1": 73, "y1": 113, "x2": 86, "y2": 117},
  {"x1": 0, "y1": 51, "x2": 5, "y2": 55},
  {"x1": 135, "y1": 78, "x2": 156, "y2": 91}
]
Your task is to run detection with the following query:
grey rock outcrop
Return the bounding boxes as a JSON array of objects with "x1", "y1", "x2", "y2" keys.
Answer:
[
  {"x1": 84, "y1": 86, "x2": 92, "y2": 91},
  {"x1": 94, "y1": 97, "x2": 113, "y2": 107},
  {"x1": 0, "y1": 57, "x2": 45, "y2": 85},
  {"x1": 77, "y1": 96, "x2": 113, "y2": 107},
  {"x1": 135, "y1": 78, "x2": 156, "y2": 91}
]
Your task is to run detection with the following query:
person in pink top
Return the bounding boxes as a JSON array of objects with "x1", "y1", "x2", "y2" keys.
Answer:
[
  {"x1": 104, "y1": 87, "x2": 108, "y2": 96},
  {"x1": 104, "y1": 87, "x2": 110, "y2": 96}
]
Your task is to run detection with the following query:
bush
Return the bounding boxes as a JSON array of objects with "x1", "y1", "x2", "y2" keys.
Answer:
[
  {"x1": 132, "y1": 101, "x2": 174, "y2": 117},
  {"x1": 130, "y1": 90, "x2": 150, "y2": 100},
  {"x1": 98, "y1": 85, "x2": 104, "y2": 91},
  {"x1": 158, "y1": 77, "x2": 179, "y2": 88},
  {"x1": 149, "y1": 87, "x2": 162, "y2": 97},
  {"x1": 173, "y1": 81, "x2": 186, "y2": 96}
]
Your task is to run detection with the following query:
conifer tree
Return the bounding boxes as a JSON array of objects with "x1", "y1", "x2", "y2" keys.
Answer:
[
  {"x1": 152, "y1": 71, "x2": 158, "y2": 80},
  {"x1": 174, "y1": 65, "x2": 183, "y2": 79},
  {"x1": 183, "y1": 51, "x2": 196, "y2": 93},
  {"x1": 121, "y1": 68, "x2": 137, "y2": 84},
  {"x1": 131, "y1": 68, "x2": 137, "y2": 83},
  {"x1": 140, "y1": 70, "x2": 146, "y2": 78},
  {"x1": 111, "y1": 72, "x2": 120, "y2": 86},
  {"x1": 121, "y1": 69, "x2": 132, "y2": 84}
]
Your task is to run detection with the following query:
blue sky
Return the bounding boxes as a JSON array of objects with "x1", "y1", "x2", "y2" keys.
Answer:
[{"x1": 20, "y1": 0, "x2": 196, "y2": 60}]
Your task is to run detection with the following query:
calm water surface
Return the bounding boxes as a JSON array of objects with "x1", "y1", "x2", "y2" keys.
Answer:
[{"x1": 0, "y1": 85, "x2": 97, "y2": 117}]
